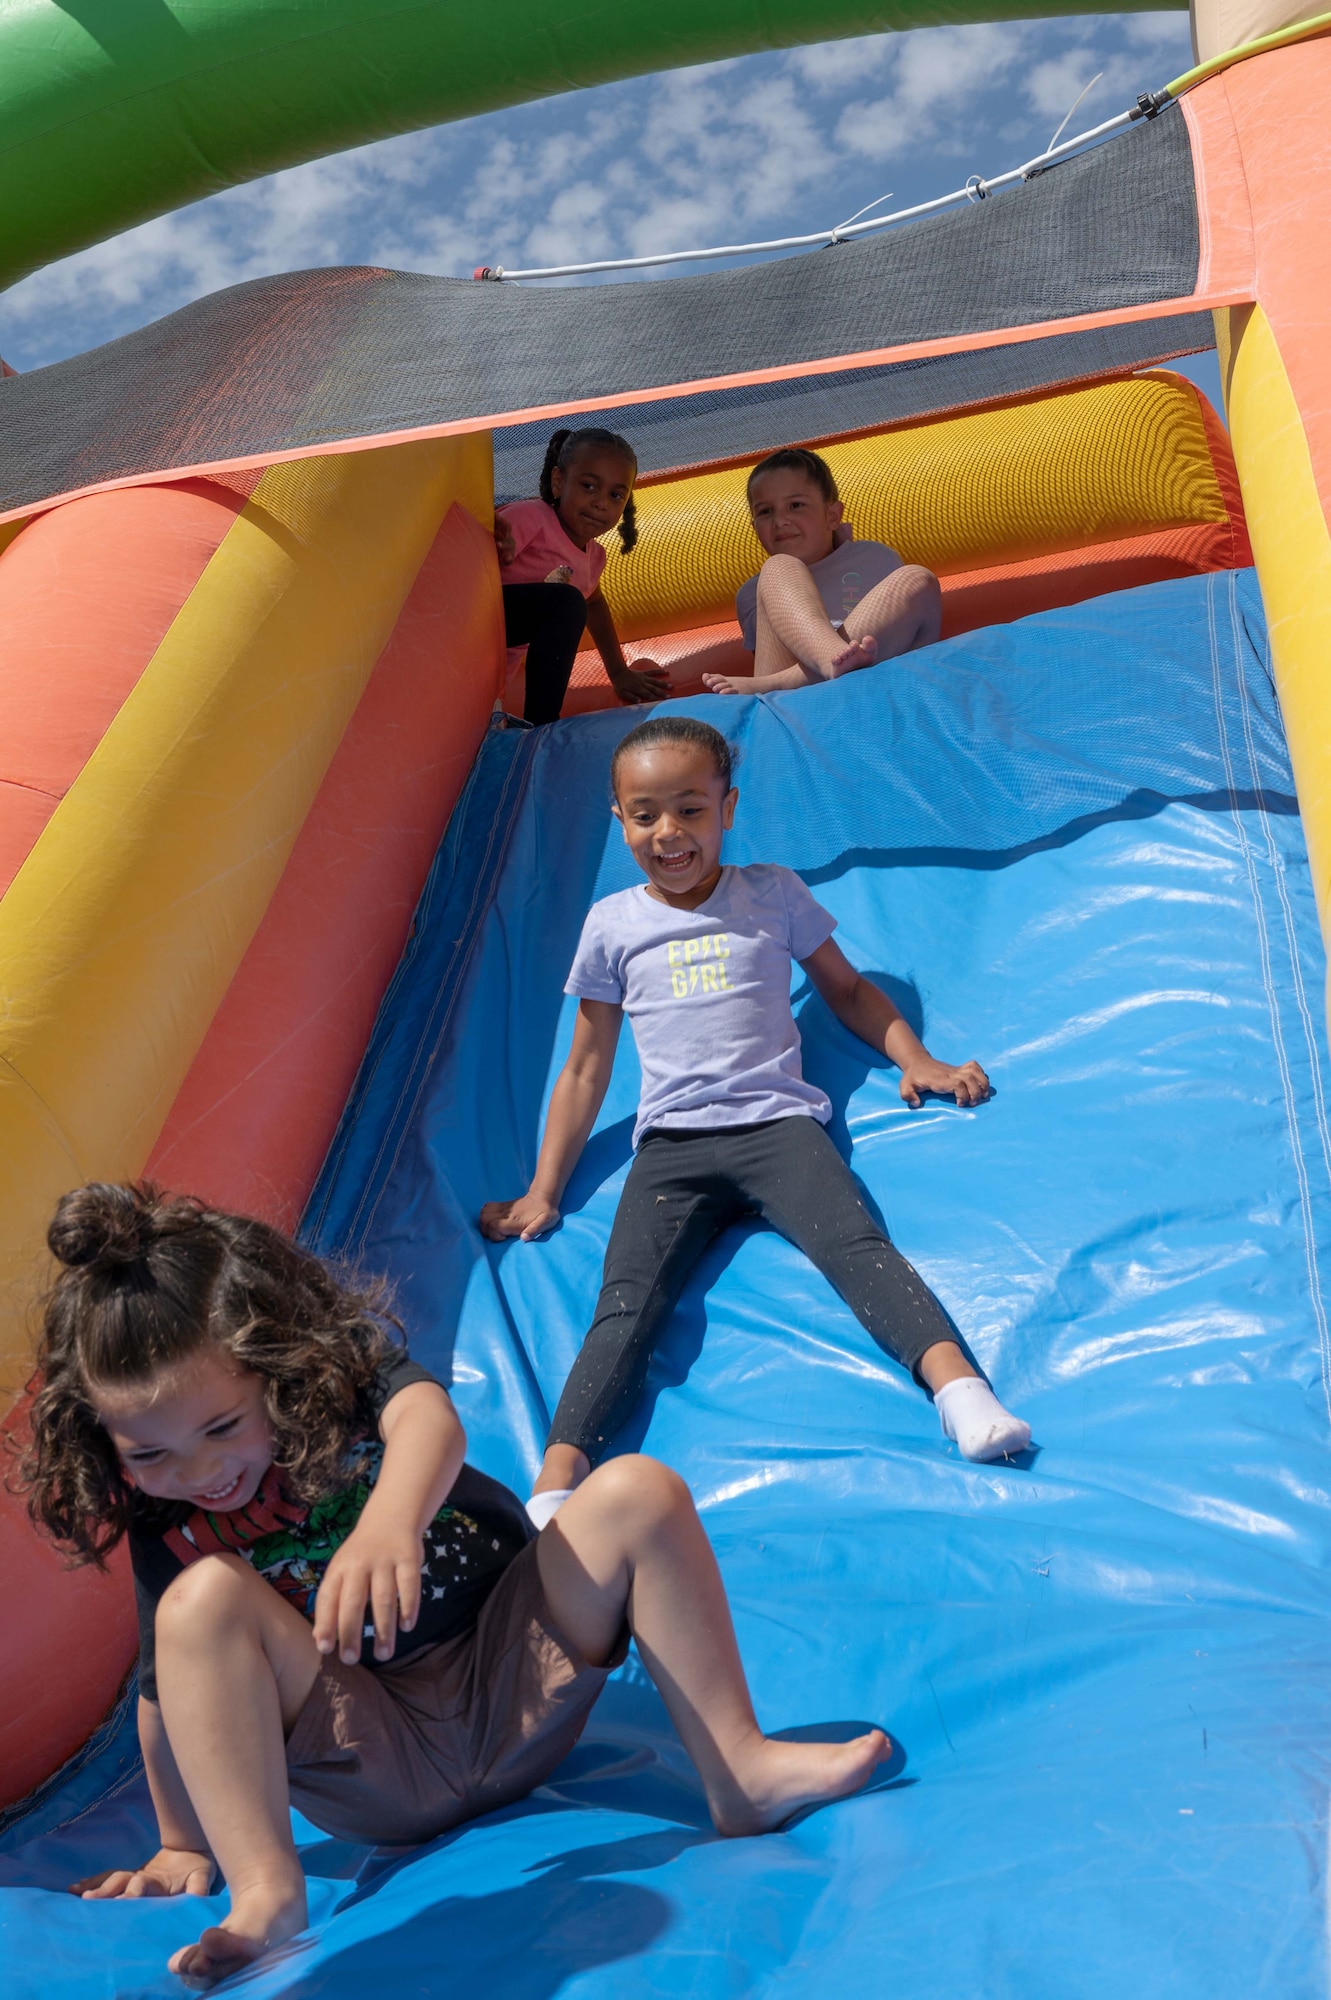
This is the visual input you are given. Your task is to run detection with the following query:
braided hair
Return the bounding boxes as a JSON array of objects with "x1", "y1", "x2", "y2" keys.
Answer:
[{"x1": 538, "y1": 427, "x2": 640, "y2": 554}]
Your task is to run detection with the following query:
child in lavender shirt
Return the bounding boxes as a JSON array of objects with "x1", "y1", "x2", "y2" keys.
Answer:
[{"x1": 481, "y1": 716, "x2": 1029, "y2": 1520}]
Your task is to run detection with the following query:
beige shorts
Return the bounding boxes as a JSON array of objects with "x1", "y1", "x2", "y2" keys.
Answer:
[{"x1": 285, "y1": 1539, "x2": 627, "y2": 1845}]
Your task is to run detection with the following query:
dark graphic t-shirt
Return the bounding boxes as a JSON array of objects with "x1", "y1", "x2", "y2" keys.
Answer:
[{"x1": 129, "y1": 1352, "x2": 532, "y2": 1700}]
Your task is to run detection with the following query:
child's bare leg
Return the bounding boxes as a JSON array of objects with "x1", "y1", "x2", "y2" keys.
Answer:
[
  {"x1": 832, "y1": 566, "x2": 941, "y2": 674},
  {"x1": 754, "y1": 555, "x2": 846, "y2": 677},
  {"x1": 705, "y1": 604, "x2": 804, "y2": 696},
  {"x1": 704, "y1": 559, "x2": 831, "y2": 696},
  {"x1": 917, "y1": 1340, "x2": 976, "y2": 1392},
  {"x1": 538, "y1": 1455, "x2": 888, "y2": 1833},
  {"x1": 153, "y1": 1554, "x2": 322, "y2": 1984},
  {"x1": 706, "y1": 556, "x2": 843, "y2": 695},
  {"x1": 532, "y1": 1442, "x2": 591, "y2": 1496}
]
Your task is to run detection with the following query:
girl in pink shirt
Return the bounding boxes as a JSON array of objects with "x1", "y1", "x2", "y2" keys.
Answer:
[{"x1": 496, "y1": 428, "x2": 669, "y2": 723}]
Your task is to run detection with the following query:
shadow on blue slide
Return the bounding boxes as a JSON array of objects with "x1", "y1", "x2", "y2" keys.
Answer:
[{"x1": 5, "y1": 569, "x2": 1330, "y2": 1997}]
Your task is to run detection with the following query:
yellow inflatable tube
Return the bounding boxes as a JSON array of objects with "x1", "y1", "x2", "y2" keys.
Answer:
[
  {"x1": 1181, "y1": 40, "x2": 1331, "y2": 976},
  {"x1": 0, "y1": 434, "x2": 491, "y2": 1407},
  {"x1": 1221, "y1": 304, "x2": 1331, "y2": 918},
  {"x1": 603, "y1": 373, "x2": 1235, "y2": 643}
]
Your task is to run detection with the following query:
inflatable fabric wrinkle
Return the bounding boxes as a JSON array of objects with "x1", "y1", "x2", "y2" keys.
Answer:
[
  {"x1": 304, "y1": 721, "x2": 548, "y2": 1265},
  {"x1": 799, "y1": 785, "x2": 1300, "y2": 887},
  {"x1": 1181, "y1": 86, "x2": 1255, "y2": 302}
]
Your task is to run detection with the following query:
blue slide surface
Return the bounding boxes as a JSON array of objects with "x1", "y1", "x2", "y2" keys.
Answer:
[{"x1": 5, "y1": 569, "x2": 1331, "y2": 1996}]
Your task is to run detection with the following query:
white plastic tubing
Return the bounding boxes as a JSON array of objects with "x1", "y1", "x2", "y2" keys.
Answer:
[{"x1": 474, "y1": 100, "x2": 1159, "y2": 284}]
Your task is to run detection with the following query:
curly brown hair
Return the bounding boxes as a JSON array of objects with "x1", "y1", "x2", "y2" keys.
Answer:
[{"x1": 19, "y1": 1181, "x2": 402, "y2": 1566}]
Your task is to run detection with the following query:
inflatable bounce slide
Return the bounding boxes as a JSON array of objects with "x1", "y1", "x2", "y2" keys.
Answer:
[{"x1": 2, "y1": 0, "x2": 1330, "y2": 1990}]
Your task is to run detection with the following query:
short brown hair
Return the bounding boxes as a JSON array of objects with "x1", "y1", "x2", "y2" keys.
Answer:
[
  {"x1": 18, "y1": 1182, "x2": 402, "y2": 1566},
  {"x1": 746, "y1": 447, "x2": 838, "y2": 505}
]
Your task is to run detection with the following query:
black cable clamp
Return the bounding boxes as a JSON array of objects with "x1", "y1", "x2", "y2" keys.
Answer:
[{"x1": 1133, "y1": 89, "x2": 1173, "y2": 119}]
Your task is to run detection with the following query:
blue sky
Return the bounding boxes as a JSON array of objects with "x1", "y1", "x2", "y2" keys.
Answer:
[{"x1": 0, "y1": 9, "x2": 1222, "y2": 410}]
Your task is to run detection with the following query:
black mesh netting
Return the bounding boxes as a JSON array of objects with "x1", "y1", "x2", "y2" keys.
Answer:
[
  {"x1": 494, "y1": 313, "x2": 1216, "y2": 498},
  {"x1": 0, "y1": 110, "x2": 1199, "y2": 519}
]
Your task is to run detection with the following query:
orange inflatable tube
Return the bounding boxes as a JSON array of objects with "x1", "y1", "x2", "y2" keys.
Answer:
[
  {"x1": 0, "y1": 437, "x2": 500, "y2": 1809},
  {"x1": 148, "y1": 500, "x2": 505, "y2": 1228}
]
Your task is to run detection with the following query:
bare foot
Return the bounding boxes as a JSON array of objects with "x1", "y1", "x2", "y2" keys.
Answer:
[
  {"x1": 708, "y1": 1728, "x2": 891, "y2": 1836},
  {"x1": 829, "y1": 633, "x2": 878, "y2": 676},
  {"x1": 702, "y1": 673, "x2": 747, "y2": 696},
  {"x1": 168, "y1": 1878, "x2": 306, "y2": 1987},
  {"x1": 532, "y1": 1443, "x2": 591, "y2": 1497}
]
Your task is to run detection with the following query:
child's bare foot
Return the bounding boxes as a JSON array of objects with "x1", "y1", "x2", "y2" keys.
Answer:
[
  {"x1": 708, "y1": 1727, "x2": 891, "y2": 1836},
  {"x1": 168, "y1": 1877, "x2": 306, "y2": 1987},
  {"x1": 702, "y1": 673, "x2": 748, "y2": 696},
  {"x1": 829, "y1": 633, "x2": 878, "y2": 676}
]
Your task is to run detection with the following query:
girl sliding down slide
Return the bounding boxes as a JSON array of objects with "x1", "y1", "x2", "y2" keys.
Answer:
[
  {"x1": 21, "y1": 1183, "x2": 888, "y2": 1986},
  {"x1": 496, "y1": 426, "x2": 669, "y2": 722},
  {"x1": 481, "y1": 716, "x2": 1030, "y2": 1525},
  {"x1": 704, "y1": 447, "x2": 942, "y2": 697}
]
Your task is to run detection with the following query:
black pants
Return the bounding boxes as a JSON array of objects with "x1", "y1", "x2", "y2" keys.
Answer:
[
  {"x1": 548, "y1": 1115, "x2": 956, "y2": 1463},
  {"x1": 502, "y1": 582, "x2": 587, "y2": 725}
]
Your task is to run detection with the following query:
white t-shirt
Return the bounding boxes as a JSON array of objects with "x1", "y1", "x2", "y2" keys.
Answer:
[
  {"x1": 735, "y1": 539, "x2": 904, "y2": 653},
  {"x1": 565, "y1": 863, "x2": 837, "y2": 1147}
]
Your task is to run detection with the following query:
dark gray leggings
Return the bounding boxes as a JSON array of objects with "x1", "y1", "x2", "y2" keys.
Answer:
[{"x1": 548, "y1": 1114, "x2": 956, "y2": 1463}]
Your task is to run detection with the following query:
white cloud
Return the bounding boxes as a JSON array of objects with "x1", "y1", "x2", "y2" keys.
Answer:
[
  {"x1": 835, "y1": 23, "x2": 1030, "y2": 164},
  {"x1": 0, "y1": 14, "x2": 1206, "y2": 371},
  {"x1": 784, "y1": 32, "x2": 896, "y2": 91},
  {"x1": 1125, "y1": 9, "x2": 1196, "y2": 52},
  {"x1": 1026, "y1": 53, "x2": 1108, "y2": 128}
]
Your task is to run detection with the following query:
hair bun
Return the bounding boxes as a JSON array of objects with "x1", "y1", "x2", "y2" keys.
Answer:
[{"x1": 48, "y1": 1182, "x2": 155, "y2": 1271}]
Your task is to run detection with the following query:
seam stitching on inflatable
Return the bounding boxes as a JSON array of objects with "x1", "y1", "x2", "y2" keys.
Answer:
[
  {"x1": 1182, "y1": 79, "x2": 1256, "y2": 301},
  {"x1": 1228, "y1": 578, "x2": 1331, "y2": 1429},
  {"x1": 1208, "y1": 572, "x2": 1331, "y2": 1422}
]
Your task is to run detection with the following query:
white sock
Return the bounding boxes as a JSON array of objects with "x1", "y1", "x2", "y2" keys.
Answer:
[
  {"x1": 526, "y1": 1488, "x2": 574, "y2": 1531},
  {"x1": 935, "y1": 1378, "x2": 1031, "y2": 1462}
]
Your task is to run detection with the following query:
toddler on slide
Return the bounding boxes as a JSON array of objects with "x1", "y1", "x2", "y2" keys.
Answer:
[
  {"x1": 704, "y1": 446, "x2": 941, "y2": 697},
  {"x1": 23, "y1": 1184, "x2": 888, "y2": 1986},
  {"x1": 480, "y1": 715, "x2": 1030, "y2": 1526}
]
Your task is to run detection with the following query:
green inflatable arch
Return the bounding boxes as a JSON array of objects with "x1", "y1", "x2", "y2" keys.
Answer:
[{"x1": 1, "y1": 0, "x2": 1178, "y2": 295}]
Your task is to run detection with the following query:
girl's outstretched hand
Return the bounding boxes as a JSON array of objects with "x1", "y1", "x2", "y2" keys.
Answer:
[
  {"x1": 898, "y1": 1056, "x2": 990, "y2": 1108},
  {"x1": 480, "y1": 1192, "x2": 561, "y2": 1241},
  {"x1": 314, "y1": 1519, "x2": 424, "y2": 1665},
  {"x1": 610, "y1": 659, "x2": 671, "y2": 705},
  {"x1": 73, "y1": 1848, "x2": 215, "y2": 1900}
]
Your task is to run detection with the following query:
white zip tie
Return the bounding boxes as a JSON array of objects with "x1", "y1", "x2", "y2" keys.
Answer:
[
  {"x1": 474, "y1": 101, "x2": 1146, "y2": 283},
  {"x1": 1047, "y1": 71, "x2": 1104, "y2": 153}
]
